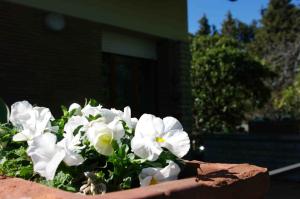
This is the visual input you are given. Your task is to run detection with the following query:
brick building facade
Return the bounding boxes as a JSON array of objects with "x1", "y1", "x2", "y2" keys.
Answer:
[{"x1": 0, "y1": 0, "x2": 192, "y2": 131}]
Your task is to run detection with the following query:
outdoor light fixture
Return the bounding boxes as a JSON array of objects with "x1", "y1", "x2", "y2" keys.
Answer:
[
  {"x1": 45, "y1": 13, "x2": 65, "y2": 31},
  {"x1": 199, "y1": 145, "x2": 205, "y2": 151}
]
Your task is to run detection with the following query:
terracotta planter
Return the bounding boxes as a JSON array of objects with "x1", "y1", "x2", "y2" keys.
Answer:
[{"x1": 0, "y1": 161, "x2": 269, "y2": 199}]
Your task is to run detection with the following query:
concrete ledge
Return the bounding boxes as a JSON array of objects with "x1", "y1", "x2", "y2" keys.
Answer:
[{"x1": 0, "y1": 162, "x2": 269, "y2": 199}]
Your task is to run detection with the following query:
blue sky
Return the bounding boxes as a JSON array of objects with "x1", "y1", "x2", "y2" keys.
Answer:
[{"x1": 188, "y1": 0, "x2": 299, "y2": 34}]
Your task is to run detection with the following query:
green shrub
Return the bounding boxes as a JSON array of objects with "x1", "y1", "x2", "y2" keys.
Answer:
[{"x1": 191, "y1": 35, "x2": 274, "y2": 133}]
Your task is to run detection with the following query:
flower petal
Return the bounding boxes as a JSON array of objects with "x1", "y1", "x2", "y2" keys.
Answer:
[
  {"x1": 140, "y1": 176, "x2": 153, "y2": 187},
  {"x1": 68, "y1": 103, "x2": 82, "y2": 115},
  {"x1": 45, "y1": 149, "x2": 66, "y2": 180},
  {"x1": 99, "y1": 108, "x2": 118, "y2": 123},
  {"x1": 9, "y1": 101, "x2": 33, "y2": 128},
  {"x1": 107, "y1": 118, "x2": 124, "y2": 141},
  {"x1": 131, "y1": 118, "x2": 138, "y2": 129},
  {"x1": 94, "y1": 133, "x2": 114, "y2": 156},
  {"x1": 33, "y1": 107, "x2": 53, "y2": 135},
  {"x1": 87, "y1": 121, "x2": 114, "y2": 156},
  {"x1": 81, "y1": 104, "x2": 101, "y2": 117},
  {"x1": 131, "y1": 136, "x2": 162, "y2": 161},
  {"x1": 161, "y1": 130, "x2": 190, "y2": 158},
  {"x1": 135, "y1": 114, "x2": 157, "y2": 137},
  {"x1": 163, "y1": 117, "x2": 183, "y2": 132},
  {"x1": 12, "y1": 131, "x2": 29, "y2": 142},
  {"x1": 138, "y1": 161, "x2": 180, "y2": 187},
  {"x1": 153, "y1": 117, "x2": 164, "y2": 136},
  {"x1": 63, "y1": 151, "x2": 84, "y2": 166},
  {"x1": 64, "y1": 116, "x2": 88, "y2": 135},
  {"x1": 154, "y1": 161, "x2": 181, "y2": 182},
  {"x1": 27, "y1": 133, "x2": 65, "y2": 180}
]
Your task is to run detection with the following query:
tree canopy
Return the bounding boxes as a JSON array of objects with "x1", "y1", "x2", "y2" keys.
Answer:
[{"x1": 191, "y1": 35, "x2": 274, "y2": 133}]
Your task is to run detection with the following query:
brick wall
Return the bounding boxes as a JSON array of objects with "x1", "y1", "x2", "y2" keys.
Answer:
[
  {"x1": 177, "y1": 42, "x2": 193, "y2": 133},
  {"x1": 0, "y1": 1, "x2": 104, "y2": 115},
  {"x1": 156, "y1": 39, "x2": 192, "y2": 132},
  {"x1": 0, "y1": 1, "x2": 192, "y2": 127}
]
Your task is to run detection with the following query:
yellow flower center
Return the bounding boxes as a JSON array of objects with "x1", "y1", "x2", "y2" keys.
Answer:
[
  {"x1": 150, "y1": 177, "x2": 158, "y2": 185},
  {"x1": 98, "y1": 133, "x2": 112, "y2": 146},
  {"x1": 155, "y1": 137, "x2": 165, "y2": 143}
]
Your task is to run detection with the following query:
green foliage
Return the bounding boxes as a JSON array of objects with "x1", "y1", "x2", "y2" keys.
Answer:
[
  {"x1": 248, "y1": 0, "x2": 300, "y2": 118},
  {"x1": 273, "y1": 73, "x2": 300, "y2": 118},
  {"x1": 221, "y1": 11, "x2": 256, "y2": 43},
  {"x1": 39, "y1": 171, "x2": 76, "y2": 192},
  {"x1": 105, "y1": 142, "x2": 142, "y2": 191},
  {"x1": 191, "y1": 35, "x2": 274, "y2": 133},
  {"x1": 197, "y1": 14, "x2": 211, "y2": 36},
  {"x1": 260, "y1": 0, "x2": 300, "y2": 44},
  {"x1": 221, "y1": 12, "x2": 238, "y2": 37},
  {"x1": 251, "y1": 0, "x2": 300, "y2": 58},
  {"x1": 0, "y1": 124, "x2": 33, "y2": 179}
]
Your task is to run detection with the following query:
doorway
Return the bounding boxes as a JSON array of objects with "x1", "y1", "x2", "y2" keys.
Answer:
[{"x1": 102, "y1": 53, "x2": 158, "y2": 117}]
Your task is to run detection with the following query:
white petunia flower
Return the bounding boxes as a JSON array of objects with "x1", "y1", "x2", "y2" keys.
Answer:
[
  {"x1": 131, "y1": 114, "x2": 190, "y2": 161},
  {"x1": 68, "y1": 103, "x2": 82, "y2": 115},
  {"x1": 86, "y1": 120, "x2": 114, "y2": 156},
  {"x1": 10, "y1": 101, "x2": 55, "y2": 142},
  {"x1": 139, "y1": 161, "x2": 181, "y2": 186},
  {"x1": 27, "y1": 133, "x2": 65, "y2": 180}
]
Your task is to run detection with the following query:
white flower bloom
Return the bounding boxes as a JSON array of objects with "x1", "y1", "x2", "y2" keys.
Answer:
[
  {"x1": 58, "y1": 132, "x2": 84, "y2": 166},
  {"x1": 139, "y1": 161, "x2": 180, "y2": 186},
  {"x1": 107, "y1": 117, "x2": 125, "y2": 141},
  {"x1": 68, "y1": 103, "x2": 82, "y2": 115},
  {"x1": 98, "y1": 108, "x2": 119, "y2": 123},
  {"x1": 86, "y1": 121, "x2": 114, "y2": 156},
  {"x1": 100, "y1": 106, "x2": 137, "y2": 129},
  {"x1": 9, "y1": 101, "x2": 33, "y2": 129},
  {"x1": 96, "y1": 106, "x2": 137, "y2": 140},
  {"x1": 64, "y1": 116, "x2": 89, "y2": 136},
  {"x1": 81, "y1": 104, "x2": 102, "y2": 117},
  {"x1": 131, "y1": 114, "x2": 190, "y2": 161},
  {"x1": 122, "y1": 106, "x2": 138, "y2": 129},
  {"x1": 10, "y1": 101, "x2": 55, "y2": 142},
  {"x1": 28, "y1": 132, "x2": 84, "y2": 180},
  {"x1": 27, "y1": 133, "x2": 65, "y2": 180}
]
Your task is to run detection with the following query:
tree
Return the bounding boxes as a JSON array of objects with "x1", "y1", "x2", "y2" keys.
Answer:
[
  {"x1": 211, "y1": 25, "x2": 219, "y2": 35},
  {"x1": 191, "y1": 35, "x2": 274, "y2": 133},
  {"x1": 259, "y1": 0, "x2": 300, "y2": 44},
  {"x1": 253, "y1": 0, "x2": 300, "y2": 58},
  {"x1": 249, "y1": 0, "x2": 300, "y2": 118},
  {"x1": 221, "y1": 11, "x2": 238, "y2": 38},
  {"x1": 197, "y1": 14, "x2": 211, "y2": 36},
  {"x1": 236, "y1": 20, "x2": 257, "y2": 43},
  {"x1": 221, "y1": 11, "x2": 256, "y2": 43}
]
